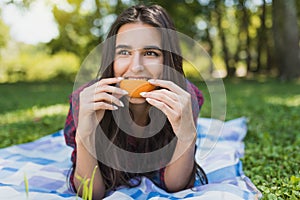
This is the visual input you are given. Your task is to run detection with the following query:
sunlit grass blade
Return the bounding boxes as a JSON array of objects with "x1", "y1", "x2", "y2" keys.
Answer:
[
  {"x1": 75, "y1": 174, "x2": 86, "y2": 199},
  {"x1": 83, "y1": 178, "x2": 90, "y2": 200},
  {"x1": 24, "y1": 172, "x2": 29, "y2": 199},
  {"x1": 88, "y1": 165, "x2": 98, "y2": 200}
]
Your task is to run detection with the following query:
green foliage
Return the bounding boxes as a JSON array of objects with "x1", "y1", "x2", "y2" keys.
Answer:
[
  {"x1": 2, "y1": 0, "x2": 299, "y2": 81},
  {"x1": 0, "y1": 44, "x2": 80, "y2": 82},
  {"x1": 2, "y1": 0, "x2": 299, "y2": 80},
  {"x1": 0, "y1": 18, "x2": 9, "y2": 50},
  {"x1": 183, "y1": 61, "x2": 201, "y2": 79},
  {"x1": 48, "y1": 0, "x2": 107, "y2": 59}
]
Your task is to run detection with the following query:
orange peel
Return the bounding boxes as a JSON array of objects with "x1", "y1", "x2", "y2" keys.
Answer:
[{"x1": 120, "y1": 79, "x2": 155, "y2": 98}]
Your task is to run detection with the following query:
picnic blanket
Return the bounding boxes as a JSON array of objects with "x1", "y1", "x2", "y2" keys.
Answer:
[{"x1": 0, "y1": 117, "x2": 262, "y2": 199}]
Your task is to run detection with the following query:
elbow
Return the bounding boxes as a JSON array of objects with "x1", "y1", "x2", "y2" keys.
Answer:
[
  {"x1": 164, "y1": 175, "x2": 191, "y2": 193},
  {"x1": 164, "y1": 167, "x2": 194, "y2": 193},
  {"x1": 165, "y1": 179, "x2": 189, "y2": 193}
]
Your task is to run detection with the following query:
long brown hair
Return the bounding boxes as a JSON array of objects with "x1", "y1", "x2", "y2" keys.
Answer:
[{"x1": 95, "y1": 4, "x2": 207, "y2": 191}]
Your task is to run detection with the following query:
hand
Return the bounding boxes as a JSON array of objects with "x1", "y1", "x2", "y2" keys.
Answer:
[
  {"x1": 140, "y1": 79, "x2": 196, "y2": 142},
  {"x1": 76, "y1": 77, "x2": 127, "y2": 142}
]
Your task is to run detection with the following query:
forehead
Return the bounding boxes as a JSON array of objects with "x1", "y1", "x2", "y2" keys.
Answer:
[{"x1": 116, "y1": 23, "x2": 162, "y2": 48}]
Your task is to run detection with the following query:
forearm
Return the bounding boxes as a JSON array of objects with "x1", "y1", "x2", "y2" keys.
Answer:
[
  {"x1": 164, "y1": 135, "x2": 196, "y2": 192},
  {"x1": 74, "y1": 136, "x2": 105, "y2": 199}
]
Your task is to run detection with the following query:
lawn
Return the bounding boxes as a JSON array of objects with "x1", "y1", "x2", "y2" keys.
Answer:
[
  {"x1": 0, "y1": 78, "x2": 299, "y2": 199},
  {"x1": 0, "y1": 80, "x2": 73, "y2": 147}
]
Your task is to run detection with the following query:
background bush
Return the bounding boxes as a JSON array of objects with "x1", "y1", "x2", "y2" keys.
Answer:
[{"x1": 0, "y1": 48, "x2": 80, "y2": 83}]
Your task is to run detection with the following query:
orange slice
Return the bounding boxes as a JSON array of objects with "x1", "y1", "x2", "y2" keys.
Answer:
[{"x1": 120, "y1": 79, "x2": 155, "y2": 98}]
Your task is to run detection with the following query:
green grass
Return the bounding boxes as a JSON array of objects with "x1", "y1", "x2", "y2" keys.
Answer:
[
  {"x1": 1, "y1": 78, "x2": 300, "y2": 199},
  {"x1": 193, "y1": 77, "x2": 300, "y2": 199},
  {"x1": 0, "y1": 80, "x2": 73, "y2": 147}
]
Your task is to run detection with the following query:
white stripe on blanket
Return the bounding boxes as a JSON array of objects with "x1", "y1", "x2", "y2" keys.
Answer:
[{"x1": 0, "y1": 117, "x2": 262, "y2": 199}]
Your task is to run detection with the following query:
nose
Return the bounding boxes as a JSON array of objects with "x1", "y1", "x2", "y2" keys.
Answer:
[{"x1": 130, "y1": 51, "x2": 144, "y2": 72}]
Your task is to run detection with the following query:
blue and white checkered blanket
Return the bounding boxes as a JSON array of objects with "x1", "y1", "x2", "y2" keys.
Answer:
[{"x1": 0, "y1": 117, "x2": 262, "y2": 199}]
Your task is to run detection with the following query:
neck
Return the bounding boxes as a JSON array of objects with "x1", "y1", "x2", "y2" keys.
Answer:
[{"x1": 129, "y1": 102, "x2": 150, "y2": 126}]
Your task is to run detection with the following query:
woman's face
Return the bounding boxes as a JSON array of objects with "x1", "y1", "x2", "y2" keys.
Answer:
[{"x1": 114, "y1": 22, "x2": 163, "y2": 104}]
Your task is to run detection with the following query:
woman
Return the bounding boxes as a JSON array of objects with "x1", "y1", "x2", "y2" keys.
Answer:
[{"x1": 64, "y1": 4, "x2": 207, "y2": 199}]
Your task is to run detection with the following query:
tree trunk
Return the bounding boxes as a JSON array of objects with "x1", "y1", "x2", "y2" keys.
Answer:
[
  {"x1": 272, "y1": 0, "x2": 300, "y2": 80},
  {"x1": 205, "y1": 27, "x2": 214, "y2": 74},
  {"x1": 255, "y1": 0, "x2": 267, "y2": 73},
  {"x1": 242, "y1": 3, "x2": 251, "y2": 73},
  {"x1": 216, "y1": 2, "x2": 234, "y2": 76}
]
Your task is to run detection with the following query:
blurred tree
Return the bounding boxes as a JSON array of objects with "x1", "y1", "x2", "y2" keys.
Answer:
[
  {"x1": 48, "y1": 0, "x2": 205, "y2": 60},
  {"x1": 0, "y1": 10, "x2": 10, "y2": 81},
  {"x1": 272, "y1": 0, "x2": 300, "y2": 80},
  {"x1": 215, "y1": 0, "x2": 234, "y2": 76},
  {"x1": 150, "y1": 0, "x2": 201, "y2": 37},
  {"x1": 255, "y1": 0, "x2": 267, "y2": 73},
  {"x1": 48, "y1": 0, "x2": 140, "y2": 60},
  {"x1": 233, "y1": 0, "x2": 252, "y2": 75},
  {"x1": 48, "y1": 0, "x2": 102, "y2": 59},
  {"x1": 0, "y1": 18, "x2": 9, "y2": 52},
  {"x1": 4, "y1": 0, "x2": 32, "y2": 8},
  {"x1": 240, "y1": 0, "x2": 251, "y2": 73},
  {"x1": 297, "y1": 0, "x2": 300, "y2": 34},
  {"x1": 5, "y1": 0, "x2": 296, "y2": 80}
]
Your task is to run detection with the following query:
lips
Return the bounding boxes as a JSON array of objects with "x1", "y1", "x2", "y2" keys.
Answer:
[{"x1": 120, "y1": 79, "x2": 155, "y2": 98}]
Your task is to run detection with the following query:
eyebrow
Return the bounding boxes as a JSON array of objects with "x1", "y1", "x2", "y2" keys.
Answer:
[
  {"x1": 115, "y1": 44, "x2": 162, "y2": 51},
  {"x1": 115, "y1": 44, "x2": 131, "y2": 49}
]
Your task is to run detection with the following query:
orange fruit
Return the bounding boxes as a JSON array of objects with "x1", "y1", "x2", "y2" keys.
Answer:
[{"x1": 120, "y1": 79, "x2": 155, "y2": 98}]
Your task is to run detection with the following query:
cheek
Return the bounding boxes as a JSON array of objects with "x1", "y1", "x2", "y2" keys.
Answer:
[
  {"x1": 113, "y1": 59, "x2": 129, "y2": 77},
  {"x1": 149, "y1": 66, "x2": 163, "y2": 78},
  {"x1": 145, "y1": 58, "x2": 164, "y2": 78}
]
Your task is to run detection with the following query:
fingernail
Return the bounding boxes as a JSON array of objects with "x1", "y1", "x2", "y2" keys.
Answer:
[
  {"x1": 113, "y1": 106, "x2": 118, "y2": 110},
  {"x1": 148, "y1": 79, "x2": 155, "y2": 83},
  {"x1": 117, "y1": 77, "x2": 124, "y2": 80},
  {"x1": 140, "y1": 92, "x2": 147, "y2": 97},
  {"x1": 119, "y1": 101, "x2": 124, "y2": 107},
  {"x1": 145, "y1": 98, "x2": 151, "y2": 102},
  {"x1": 122, "y1": 90, "x2": 128, "y2": 94}
]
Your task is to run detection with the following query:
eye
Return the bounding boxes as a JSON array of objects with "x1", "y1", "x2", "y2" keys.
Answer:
[
  {"x1": 144, "y1": 51, "x2": 159, "y2": 57},
  {"x1": 117, "y1": 50, "x2": 130, "y2": 56}
]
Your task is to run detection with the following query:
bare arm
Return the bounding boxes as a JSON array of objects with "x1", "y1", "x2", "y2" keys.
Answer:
[
  {"x1": 140, "y1": 79, "x2": 198, "y2": 192},
  {"x1": 74, "y1": 138, "x2": 105, "y2": 199},
  {"x1": 74, "y1": 77, "x2": 127, "y2": 199},
  {"x1": 164, "y1": 135, "x2": 196, "y2": 192}
]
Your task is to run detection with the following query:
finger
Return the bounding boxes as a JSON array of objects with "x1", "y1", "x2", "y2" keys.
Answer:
[
  {"x1": 145, "y1": 97, "x2": 178, "y2": 120},
  {"x1": 93, "y1": 93, "x2": 124, "y2": 107},
  {"x1": 93, "y1": 101, "x2": 118, "y2": 111},
  {"x1": 141, "y1": 89, "x2": 178, "y2": 102},
  {"x1": 97, "y1": 77, "x2": 124, "y2": 86},
  {"x1": 148, "y1": 79, "x2": 184, "y2": 94},
  {"x1": 95, "y1": 85, "x2": 128, "y2": 96},
  {"x1": 140, "y1": 90, "x2": 178, "y2": 110},
  {"x1": 82, "y1": 77, "x2": 124, "y2": 95}
]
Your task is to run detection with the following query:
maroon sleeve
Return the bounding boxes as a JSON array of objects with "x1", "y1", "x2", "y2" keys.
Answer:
[{"x1": 186, "y1": 80, "x2": 204, "y2": 125}]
